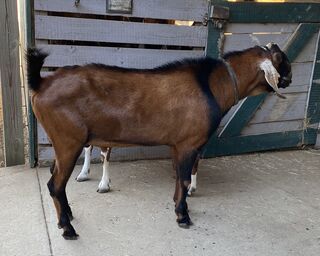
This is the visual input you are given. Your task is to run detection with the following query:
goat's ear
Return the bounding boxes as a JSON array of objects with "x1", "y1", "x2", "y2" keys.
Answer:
[
  {"x1": 266, "y1": 42, "x2": 283, "y2": 67},
  {"x1": 272, "y1": 52, "x2": 282, "y2": 66},
  {"x1": 259, "y1": 59, "x2": 286, "y2": 99}
]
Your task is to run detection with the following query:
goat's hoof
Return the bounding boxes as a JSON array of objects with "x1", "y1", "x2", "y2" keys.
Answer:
[
  {"x1": 177, "y1": 215, "x2": 193, "y2": 228},
  {"x1": 187, "y1": 187, "x2": 196, "y2": 197},
  {"x1": 76, "y1": 174, "x2": 89, "y2": 182},
  {"x1": 97, "y1": 186, "x2": 110, "y2": 193},
  {"x1": 62, "y1": 225, "x2": 79, "y2": 240},
  {"x1": 68, "y1": 213, "x2": 74, "y2": 221}
]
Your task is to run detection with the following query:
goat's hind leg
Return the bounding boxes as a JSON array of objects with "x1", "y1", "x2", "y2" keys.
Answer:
[
  {"x1": 97, "y1": 147, "x2": 112, "y2": 193},
  {"x1": 187, "y1": 155, "x2": 199, "y2": 196},
  {"x1": 76, "y1": 145, "x2": 93, "y2": 182},
  {"x1": 48, "y1": 142, "x2": 83, "y2": 239}
]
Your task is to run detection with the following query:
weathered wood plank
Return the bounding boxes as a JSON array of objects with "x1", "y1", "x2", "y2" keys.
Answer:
[
  {"x1": 241, "y1": 120, "x2": 304, "y2": 136},
  {"x1": 223, "y1": 33, "x2": 291, "y2": 52},
  {"x1": 224, "y1": 26, "x2": 318, "y2": 63},
  {"x1": 35, "y1": 15, "x2": 207, "y2": 47},
  {"x1": 38, "y1": 45, "x2": 204, "y2": 68},
  {"x1": 210, "y1": 1, "x2": 320, "y2": 23},
  {"x1": 249, "y1": 93, "x2": 307, "y2": 125},
  {"x1": 38, "y1": 145, "x2": 171, "y2": 167},
  {"x1": 0, "y1": 0, "x2": 25, "y2": 166},
  {"x1": 35, "y1": 0, "x2": 208, "y2": 22},
  {"x1": 38, "y1": 123, "x2": 49, "y2": 144},
  {"x1": 225, "y1": 23, "x2": 298, "y2": 34}
]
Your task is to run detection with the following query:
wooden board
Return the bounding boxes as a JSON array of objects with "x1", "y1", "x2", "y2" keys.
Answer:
[
  {"x1": 34, "y1": 0, "x2": 208, "y2": 22},
  {"x1": 223, "y1": 33, "x2": 292, "y2": 52},
  {"x1": 39, "y1": 44, "x2": 204, "y2": 69},
  {"x1": 241, "y1": 120, "x2": 304, "y2": 136},
  {"x1": 35, "y1": 15, "x2": 207, "y2": 47},
  {"x1": 225, "y1": 23, "x2": 298, "y2": 34},
  {"x1": 38, "y1": 145, "x2": 171, "y2": 167},
  {"x1": 0, "y1": 0, "x2": 25, "y2": 166}
]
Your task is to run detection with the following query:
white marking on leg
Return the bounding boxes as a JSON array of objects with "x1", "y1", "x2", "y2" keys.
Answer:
[
  {"x1": 187, "y1": 173, "x2": 197, "y2": 196},
  {"x1": 76, "y1": 145, "x2": 92, "y2": 182},
  {"x1": 97, "y1": 150, "x2": 111, "y2": 193}
]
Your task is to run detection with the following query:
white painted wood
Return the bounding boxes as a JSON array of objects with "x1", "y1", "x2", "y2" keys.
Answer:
[
  {"x1": 38, "y1": 123, "x2": 50, "y2": 144},
  {"x1": 35, "y1": 15, "x2": 207, "y2": 47},
  {"x1": 225, "y1": 23, "x2": 298, "y2": 34},
  {"x1": 223, "y1": 33, "x2": 292, "y2": 52},
  {"x1": 289, "y1": 62, "x2": 313, "y2": 87},
  {"x1": 241, "y1": 120, "x2": 304, "y2": 136},
  {"x1": 249, "y1": 93, "x2": 307, "y2": 124},
  {"x1": 223, "y1": 29, "x2": 317, "y2": 63},
  {"x1": 38, "y1": 145, "x2": 171, "y2": 166},
  {"x1": 34, "y1": 0, "x2": 208, "y2": 22},
  {"x1": 38, "y1": 44, "x2": 204, "y2": 69}
]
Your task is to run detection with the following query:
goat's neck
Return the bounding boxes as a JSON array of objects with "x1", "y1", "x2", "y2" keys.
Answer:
[{"x1": 211, "y1": 54, "x2": 263, "y2": 113}]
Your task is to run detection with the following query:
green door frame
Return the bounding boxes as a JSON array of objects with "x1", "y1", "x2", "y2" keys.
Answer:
[
  {"x1": 26, "y1": 0, "x2": 37, "y2": 167},
  {"x1": 204, "y1": 0, "x2": 320, "y2": 157}
]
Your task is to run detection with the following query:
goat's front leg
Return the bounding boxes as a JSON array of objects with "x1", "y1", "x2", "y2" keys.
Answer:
[
  {"x1": 76, "y1": 145, "x2": 92, "y2": 182},
  {"x1": 172, "y1": 148, "x2": 198, "y2": 228},
  {"x1": 97, "y1": 147, "x2": 111, "y2": 193}
]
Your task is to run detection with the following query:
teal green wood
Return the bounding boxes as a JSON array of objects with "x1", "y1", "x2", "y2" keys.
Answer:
[
  {"x1": 206, "y1": 21, "x2": 224, "y2": 59},
  {"x1": 220, "y1": 94, "x2": 267, "y2": 138},
  {"x1": 210, "y1": 1, "x2": 320, "y2": 23},
  {"x1": 204, "y1": 129, "x2": 317, "y2": 158},
  {"x1": 285, "y1": 23, "x2": 320, "y2": 63},
  {"x1": 26, "y1": 0, "x2": 37, "y2": 167},
  {"x1": 306, "y1": 31, "x2": 320, "y2": 127}
]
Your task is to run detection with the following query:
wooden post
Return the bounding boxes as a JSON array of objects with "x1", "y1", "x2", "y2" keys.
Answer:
[{"x1": 0, "y1": 0, "x2": 25, "y2": 166}]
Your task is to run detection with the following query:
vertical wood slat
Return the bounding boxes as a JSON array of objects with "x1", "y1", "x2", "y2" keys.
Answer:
[
  {"x1": 0, "y1": 0, "x2": 25, "y2": 166},
  {"x1": 26, "y1": 0, "x2": 38, "y2": 167}
]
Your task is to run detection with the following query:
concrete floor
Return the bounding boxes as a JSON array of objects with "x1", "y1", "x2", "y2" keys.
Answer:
[{"x1": 1, "y1": 150, "x2": 320, "y2": 256}]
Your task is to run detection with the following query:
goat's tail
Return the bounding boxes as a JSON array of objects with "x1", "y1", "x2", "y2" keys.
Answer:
[{"x1": 26, "y1": 48, "x2": 48, "y2": 91}]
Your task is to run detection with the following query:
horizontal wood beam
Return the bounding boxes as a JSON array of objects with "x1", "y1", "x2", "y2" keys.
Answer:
[
  {"x1": 204, "y1": 129, "x2": 317, "y2": 158},
  {"x1": 211, "y1": 1, "x2": 320, "y2": 23}
]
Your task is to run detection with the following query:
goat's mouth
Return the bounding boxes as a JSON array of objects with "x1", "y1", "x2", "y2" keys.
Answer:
[{"x1": 278, "y1": 72, "x2": 292, "y2": 89}]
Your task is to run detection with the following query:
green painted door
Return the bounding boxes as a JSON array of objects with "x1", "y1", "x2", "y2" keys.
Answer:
[{"x1": 204, "y1": 1, "x2": 320, "y2": 157}]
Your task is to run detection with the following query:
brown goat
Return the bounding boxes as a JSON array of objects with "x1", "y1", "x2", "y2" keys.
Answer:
[{"x1": 27, "y1": 43, "x2": 291, "y2": 239}]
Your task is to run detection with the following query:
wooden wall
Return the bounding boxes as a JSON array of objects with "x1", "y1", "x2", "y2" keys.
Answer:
[
  {"x1": 34, "y1": 0, "x2": 208, "y2": 165},
  {"x1": 33, "y1": 0, "x2": 319, "y2": 165}
]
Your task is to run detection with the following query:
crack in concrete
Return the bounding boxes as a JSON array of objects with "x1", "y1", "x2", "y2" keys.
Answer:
[{"x1": 36, "y1": 167, "x2": 54, "y2": 256}]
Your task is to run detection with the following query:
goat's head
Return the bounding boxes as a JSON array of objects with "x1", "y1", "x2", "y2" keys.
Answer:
[{"x1": 258, "y1": 42, "x2": 292, "y2": 98}]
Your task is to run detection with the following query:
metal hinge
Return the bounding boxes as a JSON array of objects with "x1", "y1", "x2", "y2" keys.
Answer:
[{"x1": 204, "y1": 4, "x2": 230, "y2": 28}]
